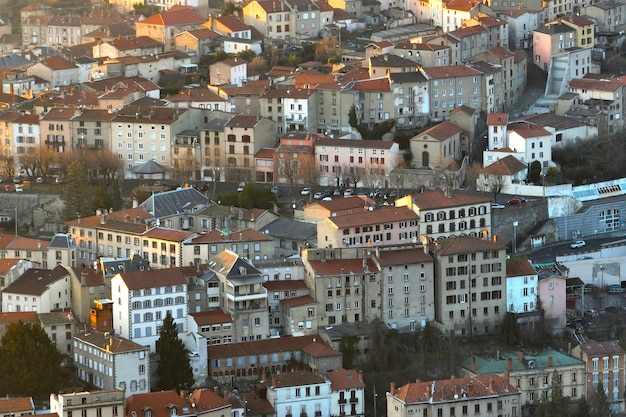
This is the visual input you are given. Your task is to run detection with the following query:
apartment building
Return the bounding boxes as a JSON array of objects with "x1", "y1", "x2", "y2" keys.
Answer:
[
  {"x1": 223, "y1": 115, "x2": 277, "y2": 181},
  {"x1": 560, "y1": 16, "x2": 595, "y2": 47},
  {"x1": 209, "y1": 58, "x2": 248, "y2": 87},
  {"x1": 327, "y1": 368, "x2": 365, "y2": 417},
  {"x1": 375, "y1": 248, "x2": 435, "y2": 332},
  {"x1": 12, "y1": 113, "x2": 41, "y2": 168},
  {"x1": 39, "y1": 310, "x2": 81, "y2": 354},
  {"x1": 349, "y1": 77, "x2": 395, "y2": 130},
  {"x1": 505, "y1": 258, "x2": 539, "y2": 314},
  {"x1": 302, "y1": 247, "x2": 380, "y2": 328},
  {"x1": 40, "y1": 107, "x2": 74, "y2": 154},
  {"x1": 264, "y1": 370, "x2": 331, "y2": 417},
  {"x1": 582, "y1": 0, "x2": 626, "y2": 33},
  {"x1": 125, "y1": 391, "x2": 196, "y2": 417},
  {"x1": 507, "y1": 122, "x2": 553, "y2": 168},
  {"x1": 264, "y1": 279, "x2": 311, "y2": 334},
  {"x1": 135, "y1": 6, "x2": 205, "y2": 51},
  {"x1": 315, "y1": 81, "x2": 354, "y2": 137},
  {"x1": 386, "y1": 375, "x2": 520, "y2": 417},
  {"x1": 442, "y1": 0, "x2": 482, "y2": 33},
  {"x1": 70, "y1": 109, "x2": 116, "y2": 151},
  {"x1": 395, "y1": 191, "x2": 492, "y2": 241},
  {"x1": 0, "y1": 232, "x2": 75, "y2": 270},
  {"x1": 27, "y1": 56, "x2": 79, "y2": 88},
  {"x1": 389, "y1": 72, "x2": 430, "y2": 130},
  {"x1": 242, "y1": 0, "x2": 294, "y2": 43},
  {"x1": 572, "y1": 340, "x2": 625, "y2": 412},
  {"x1": 0, "y1": 397, "x2": 35, "y2": 416},
  {"x1": 111, "y1": 268, "x2": 188, "y2": 352},
  {"x1": 317, "y1": 206, "x2": 419, "y2": 249},
  {"x1": 565, "y1": 75, "x2": 625, "y2": 135},
  {"x1": 0, "y1": 112, "x2": 21, "y2": 159},
  {"x1": 259, "y1": 87, "x2": 316, "y2": 136},
  {"x1": 420, "y1": 65, "x2": 484, "y2": 121},
  {"x1": 93, "y1": 36, "x2": 165, "y2": 59},
  {"x1": 274, "y1": 132, "x2": 317, "y2": 185},
  {"x1": 431, "y1": 236, "x2": 507, "y2": 336},
  {"x1": 208, "y1": 335, "x2": 340, "y2": 383},
  {"x1": 460, "y1": 349, "x2": 584, "y2": 416},
  {"x1": 314, "y1": 138, "x2": 400, "y2": 188},
  {"x1": 533, "y1": 22, "x2": 576, "y2": 71},
  {"x1": 183, "y1": 228, "x2": 275, "y2": 265},
  {"x1": 111, "y1": 106, "x2": 193, "y2": 177},
  {"x1": 74, "y1": 330, "x2": 150, "y2": 393},
  {"x1": 208, "y1": 250, "x2": 270, "y2": 343},
  {"x1": 1, "y1": 266, "x2": 71, "y2": 313},
  {"x1": 50, "y1": 390, "x2": 125, "y2": 417}
]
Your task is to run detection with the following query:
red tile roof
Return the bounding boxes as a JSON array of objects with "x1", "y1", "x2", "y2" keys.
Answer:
[
  {"x1": 190, "y1": 228, "x2": 272, "y2": 244},
  {"x1": 393, "y1": 374, "x2": 518, "y2": 404},
  {"x1": 350, "y1": 77, "x2": 390, "y2": 92},
  {"x1": 506, "y1": 258, "x2": 537, "y2": 277},
  {"x1": 280, "y1": 295, "x2": 316, "y2": 307},
  {"x1": 214, "y1": 15, "x2": 251, "y2": 32},
  {"x1": 208, "y1": 335, "x2": 319, "y2": 359},
  {"x1": 42, "y1": 55, "x2": 78, "y2": 70},
  {"x1": 0, "y1": 258, "x2": 23, "y2": 274},
  {"x1": 404, "y1": 190, "x2": 490, "y2": 210},
  {"x1": 421, "y1": 65, "x2": 482, "y2": 79},
  {"x1": 578, "y1": 340, "x2": 624, "y2": 356},
  {"x1": 189, "y1": 389, "x2": 231, "y2": 413},
  {"x1": 508, "y1": 123, "x2": 551, "y2": 138},
  {"x1": 190, "y1": 310, "x2": 233, "y2": 326},
  {"x1": 263, "y1": 280, "x2": 309, "y2": 291},
  {"x1": 0, "y1": 397, "x2": 35, "y2": 414},
  {"x1": 328, "y1": 206, "x2": 418, "y2": 228},
  {"x1": 315, "y1": 137, "x2": 395, "y2": 149},
  {"x1": 143, "y1": 226, "x2": 194, "y2": 241},
  {"x1": 487, "y1": 113, "x2": 508, "y2": 125},
  {"x1": 326, "y1": 368, "x2": 365, "y2": 390},
  {"x1": 377, "y1": 248, "x2": 433, "y2": 266},
  {"x1": 225, "y1": 114, "x2": 263, "y2": 128},
  {"x1": 269, "y1": 370, "x2": 327, "y2": 388},
  {"x1": 126, "y1": 391, "x2": 196, "y2": 417},
  {"x1": 302, "y1": 340, "x2": 343, "y2": 357},
  {"x1": 138, "y1": 5, "x2": 205, "y2": 26},
  {"x1": 569, "y1": 77, "x2": 622, "y2": 92},
  {"x1": 419, "y1": 121, "x2": 463, "y2": 141},
  {"x1": 304, "y1": 196, "x2": 375, "y2": 212},
  {"x1": 481, "y1": 155, "x2": 526, "y2": 176},
  {"x1": 0, "y1": 311, "x2": 39, "y2": 325}
]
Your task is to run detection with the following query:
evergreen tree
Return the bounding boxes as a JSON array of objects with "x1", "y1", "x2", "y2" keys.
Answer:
[
  {"x1": 62, "y1": 160, "x2": 94, "y2": 221},
  {"x1": 572, "y1": 398, "x2": 591, "y2": 417},
  {"x1": 538, "y1": 370, "x2": 569, "y2": 417},
  {"x1": 157, "y1": 311, "x2": 194, "y2": 393},
  {"x1": 0, "y1": 321, "x2": 65, "y2": 398},
  {"x1": 589, "y1": 382, "x2": 614, "y2": 417}
]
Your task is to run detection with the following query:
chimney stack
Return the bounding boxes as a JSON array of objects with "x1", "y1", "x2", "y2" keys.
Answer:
[
  {"x1": 507, "y1": 357, "x2": 513, "y2": 371},
  {"x1": 471, "y1": 357, "x2": 477, "y2": 372},
  {"x1": 390, "y1": 382, "x2": 396, "y2": 396},
  {"x1": 261, "y1": 369, "x2": 267, "y2": 381},
  {"x1": 519, "y1": 351, "x2": 524, "y2": 363},
  {"x1": 548, "y1": 356, "x2": 553, "y2": 367},
  {"x1": 488, "y1": 379, "x2": 494, "y2": 391}
]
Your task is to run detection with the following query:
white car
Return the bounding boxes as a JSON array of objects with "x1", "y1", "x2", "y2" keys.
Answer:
[
  {"x1": 313, "y1": 191, "x2": 323, "y2": 199},
  {"x1": 36, "y1": 177, "x2": 44, "y2": 184},
  {"x1": 491, "y1": 203, "x2": 505, "y2": 209},
  {"x1": 15, "y1": 185, "x2": 23, "y2": 193},
  {"x1": 322, "y1": 196, "x2": 332, "y2": 202},
  {"x1": 237, "y1": 181, "x2": 246, "y2": 192},
  {"x1": 301, "y1": 187, "x2": 311, "y2": 195},
  {"x1": 570, "y1": 240, "x2": 586, "y2": 249},
  {"x1": 344, "y1": 188, "x2": 354, "y2": 196}
]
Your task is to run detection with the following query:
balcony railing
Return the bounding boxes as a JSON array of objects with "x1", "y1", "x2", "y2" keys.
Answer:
[
  {"x1": 338, "y1": 399, "x2": 347, "y2": 404},
  {"x1": 350, "y1": 398, "x2": 358, "y2": 403}
]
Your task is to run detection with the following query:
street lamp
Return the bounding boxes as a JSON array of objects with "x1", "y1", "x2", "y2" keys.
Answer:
[
  {"x1": 513, "y1": 221, "x2": 518, "y2": 254},
  {"x1": 292, "y1": 202, "x2": 296, "y2": 218},
  {"x1": 600, "y1": 265, "x2": 605, "y2": 289},
  {"x1": 373, "y1": 385, "x2": 378, "y2": 417}
]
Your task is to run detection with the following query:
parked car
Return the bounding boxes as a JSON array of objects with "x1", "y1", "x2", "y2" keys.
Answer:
[
  {"x1": 301, "y1": 187, "x2": 311, "y2": 195},
  {"x1": 344, "y1": 188, "x2": 354, "y2": 196},
  {"x1": 322, "y1": 196, "x2": 332, "y2": 202},
  {"x1": 570, "y1": 240, "x2": 586, "y2": 249},
  {"x1": 323, "y1": 189, "x2": 333, "y2": 197},
  {"x1": 313, "y1": 191, "x2": 323, "y2": 199},
  {"x1": 270, "y1": 185, "x2": 282, "y2": 197},
  {"x1": 507, "y1": 197, "x2": 527, "y2": 206},
  {"x1": 36, "y1": 177, "x2": 44, "y2": 184},
  {"x1": 237, "y1": 181, "x2": 246, "y2": 192},
  {"x1": 13, "y1": 177, "x2": 22, "y2": 184},
  {"x1": 333, "y1": 188, "x2": 341, "y2": 196},
  {"x1": 55, "y1": 177, "x2": 63, "y2": 184},
  {"x1": 4, "y1": 184, "x2": 14, "y2": 192},
  {"x1": 491, "y1": 203, "x2": 505, "y2": 209},
  {"x1": 584, "y1": 309, "x2": 599, "y2": 317},
  {"x1": 15, "y1": 185, "x2": 23, "y2": 193}
]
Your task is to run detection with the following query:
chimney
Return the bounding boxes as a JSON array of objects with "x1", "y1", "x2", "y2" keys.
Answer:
[
  {"x1": 132, "y1": 197, "x2": 138, "y2": 208},
  {"x1": 180, "y1": 390, "x2": 186, "y2": 399},
  {"x1": 80, "y1": 271, "x2": 88, "y2": 285},
  {"x1": 426, "y1": 384, "x2": 431, "y2": 398},
  {"x1": 519, "y1": 350, "x2": 524, "y2": 363},
  {"x1": 358, "y1": 371, "x2": 363, "y2": 382},
  {"x1": 261, "y1": 369, "x2": 267, "y2": 381},
  {"x1": 547, "y1": 356, "x2": 553, "y2": 367},
  {"x1": 471, "y1": 357, "x2": 477, "y2": 372},
  {"x1": 507, "y1": 357, "x2": 513, "y2": 371},
  {"x1": 488, "y1": 379, "x2": 494, "y2": 391},
  {"x1": 503, "y1": 369, "x2": 510, "y2": 383},
  {"x1": 467, "y1": 381, "x2": 474, "y2": 396},
  {"x1": 390, "y1": 382, "x2": 396, "y2": 396},
  {"x1": 271, "y1": 376, "x2": 277, "y2": 387}
]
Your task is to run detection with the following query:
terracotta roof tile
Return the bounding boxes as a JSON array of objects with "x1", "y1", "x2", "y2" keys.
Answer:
[
  {"x1": 280, "y1": 295, "x2": 316, "y2": 307},
  {"x1": 0, "y1": 311, "x2": 39, "y2": 325},
  {"x1": 225, "y1": 114, "x2": 263, "y2": 128},
  {"x1": 487, "y1": 113, "x2": 508, "y2": 125},
  {"x1": 569, "y1": 77, "x2": 622, "y2": 92},
  {"x1": 377, "y1": 248, "x2": 433, "y2": 266},
  {"x1": 190, "y1": 310, "x2": 233, "y2": 326},
  {"x1": 126, "y1": 391, "x2": 196, "y2": 417},
  {"x1": 404, "y1": 190, "x2": 490, "y2": 210},
  {"x1": 304, "y1": 195, "x2": 375, "y2": 212},
  {"x1": 419, "y1": 121, "x2": 463, "y2": 141},
  {"x1": 302, "y1": 340, "x2": 343, "y2": 357},
  {"x1": 208, "y1": 335, "x2": 319, "y2": 359},
  {"x1": 393, "y1": 374, "x2": 518, "y2": 403},
  {"x1": 506, "y1": 258, "x2": 537, "y2": 277},
  {"x1": 270, "y1": 370, "x2": 327, "y2": 388},
  {"x1": 42, "y1": 55, "x2": 78, "y2": 70},
  {"x1": 327, "y1": 368, "x2": 365, "y2": 391},
  {"x1": 143, "y1": 226, "x2": 194, "y2": 241},
  {"x1": 138, "y1": 5, "x2": 204, "y2": 26},
  {"x1": 0, "y1": 398, "x2": 34, "y2": 414},
  {"x1": 0, "y1": 258, "x2": 24, "y2": 273},
  {"x1": 328, "y1": 206, "x2": 417, "y2": 228},
  {"x1": 508, "y1": 123, "x2": 552, "y2": 138},
  {"x1": 481, "y1": 155, "x2": 526, "y2": 176},
  {"x1": 421, "y1": 65, "x2": 482, "y2": 79},
  {"x1": 189, "y1": 389, "x2": 231, "y2": 412},
  {"x1": 263, "y1": 280, "x2": 309, "y2": 291},
  {"x1": 579, "y1": 340, "x2": 624, "y2": 356},
  {"x1": 350, "y1": 77, "x2": 390, "y2": 92}
]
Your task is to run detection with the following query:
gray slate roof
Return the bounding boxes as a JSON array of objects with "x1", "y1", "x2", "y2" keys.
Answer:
[
  {"x1": 262, "y1": 217, "x2": 316, "y2": 240},
  {"x1": 140, "y1": 187, "x2": 209, "y2": 219}
]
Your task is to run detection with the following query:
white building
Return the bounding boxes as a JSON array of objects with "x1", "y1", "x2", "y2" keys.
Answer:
[
  {"x1": 1, "y1": 266, "x2": 71, "y2": 313},
  {"x1": 327, "y1": 368, "x2": 366, "y2": 417},
  {"x1": 111, "y1": 268, "x2": 188, "y2": 352},
  {"x1": 505, "y1": 259, "x2": 539, "y2": 314},
  {"x1": 263, "y1": 370, "x2": 332, "y2": 417},
  {"x1": 507, "y1": 122, "x2": 553, "y2": 169},
  {"x1": 50, "y1": 390, "x2": 125, "y2": 417},
  {"x1": 73, "y1": 330, "x2": 151, "y2": 394}
]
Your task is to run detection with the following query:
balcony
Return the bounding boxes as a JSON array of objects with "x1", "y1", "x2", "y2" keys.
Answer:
[
  {"x1": 338, "y1": 399, "x2": 347, "y2": 404},
  {"x1": 285, "y1": 115, "x2": 307, "y2": 125},
  {"x1": 350, "y1": 398, "x2": 358, "y2": 403},
  {"x1": 45, "y1": 138, "x2": 65, "y2": 145}
]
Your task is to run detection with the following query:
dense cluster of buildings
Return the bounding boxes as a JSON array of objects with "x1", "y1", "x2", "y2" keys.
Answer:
[{"x1": 1, "y1": 0, "x2": 626, "y2": 414}]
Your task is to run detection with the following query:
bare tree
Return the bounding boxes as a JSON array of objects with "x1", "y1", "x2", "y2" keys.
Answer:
[
  {"x1": 172, "y1": 151, "x2": 196, "y2": 184},
  {"x1": 315, "y1": 37, "x2": 340, "y2": 63},
  {"x1": 300, "y1": 154, "x2": 320, "y2": 189},
  {"x1": 431, "y1": 155, "x2": 460, "y2": 190},
  {"x1": 0, "y1": 155, "x2": 15, "y2": 179},
  {"x1": 483, "y1": 173, "x2": 506, "y2": 202},
  {"x1": 465, "y1": 161, "x2": 483, "y2": 191},
  {"x1": 19, "y1": 150, "x2": 40, "y2": 180},
  {"x1": 97, "y1": 148, "x2": 123, "y2": 182}
]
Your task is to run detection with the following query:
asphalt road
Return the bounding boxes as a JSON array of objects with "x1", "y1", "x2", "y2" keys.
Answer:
[{"x1": 524, "y1": 235, "x2": 626, "y2": 264}]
